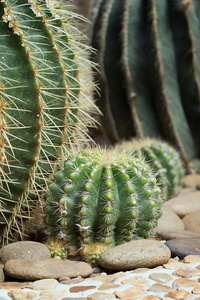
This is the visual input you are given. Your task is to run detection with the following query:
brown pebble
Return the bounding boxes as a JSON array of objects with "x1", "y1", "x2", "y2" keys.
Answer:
[
  {"x1": 87, "y1": 292, "x2": 116, "y2": 299},
  {"x1": 163, "y1": 258, "x2": 188, "y2": 270},
  {"x1": 121, "y1": 276, "x2": 149, "y2": 286},
  {"x1": 142, "y1": 296, "x2": 161, "y2": 300},
  {"x1": 192, "y1": 285, "x2": 200, "y2": 294},
  {"x1": 148, "y1": 283, "x2": 175, "y2": 292},
  {"x1": 148, "y1": 272, "x2": 173, "y2": 284},
  {"x1": 184, "y1": 255, "x2": 200, "y2": 264},
  {"x1": 173, "y1": 267, "x2": 200, "y2": 278},
  {"x1": 69, "y1": 285, "x2": 96, "y2": 293},
  {"x1": 7, "y1": 290, "x2": 37, "y2": 300},
  {"x1": 60, "y1": 278, "x2": 84, "y2": 285},
  {"x1": 165, "y1": 289, "x2": 192, "y2": 299},
  {"x1": 0, "y1": 282, "x2": 33, "y2": 289},
  {"x1": 98, "y1": 282, "x2": 120, "y2": 290},
  {"x1": 114, "y1": 286, "x2": 146, "y2": 299},
  {"x1": 172, "y1": 277, "x2": 198, "y2": 288}
]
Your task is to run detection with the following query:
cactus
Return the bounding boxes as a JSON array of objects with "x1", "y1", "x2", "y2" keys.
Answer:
[
  {"x1": 0, "y1": 0, "x2": 98, "y2": 244},
  {"x1": 44, "y1": 147, "x2": 163, "y2": 264},
  {"x1": 91, "y1": 0, "x2": 200, "y2": 173},
  {"x1": 46, "y1": 237, "x2": 67, "y2": 259},
  {"x1": 116, "y1": 139, "x2": 185, "y2": 200}
]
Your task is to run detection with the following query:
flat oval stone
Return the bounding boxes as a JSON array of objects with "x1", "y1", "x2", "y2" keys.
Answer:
[
  {"x1": 98, "y1": 240, "x2": 171, "y2": 271},
  {"x1": 0, "y1": 241, "x2": 51, "y2": 263},
  {"x1": 4, "y1": 259, "x2": 93, "y2": 280},
  {"x1": 163, "y1": 191, "x2": 200, "y2": 218},
  {"x1": 156, "y1": 230, "x2": 200, "y2": 240},
  {"x1": 165, "y1": 237, "x2": 200, "y2": 258},
  {"x1": 155, "y1": 207, "x2": 185, "y2": 234},
  {"x1": 32, "y1": 278, "x2": 58, "y2": 290},
  {"x1": 182, "y1": 211, "x2": 200, "y2": 233},
  {"x1": 183, "y1": 174, "x2": 200, "y2": 188}
]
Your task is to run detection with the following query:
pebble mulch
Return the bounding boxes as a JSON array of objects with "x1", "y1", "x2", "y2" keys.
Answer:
[{"x1": 0, "y1": 256, "x2": 200, "y2": 299}]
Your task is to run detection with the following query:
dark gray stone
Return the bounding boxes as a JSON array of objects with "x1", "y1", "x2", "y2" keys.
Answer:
[{"x1": 165, "y1": 237, "x2": 200, "y2": 259}]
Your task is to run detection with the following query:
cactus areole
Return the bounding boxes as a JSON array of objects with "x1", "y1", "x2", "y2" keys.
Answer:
[
  {"x1": 0, "y1": 0, "x2": 97, "y2": 243},
  {"x1": 44, "y1": 148, "x2": 163, "y2": 258}
]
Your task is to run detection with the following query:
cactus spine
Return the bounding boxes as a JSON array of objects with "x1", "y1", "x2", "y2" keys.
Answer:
[
  {"x1": 91, "y1": 0, "x2": 200, "y2": 172},
  {"x1": 0, "y1": 0, "x2": 97, "y2": 243},
  {"x1": 117, "y1": 139, "x2": 185, "y2": 200},
  {"x1": 44, "y1": 148, "x2": 163, "y2": 262}
]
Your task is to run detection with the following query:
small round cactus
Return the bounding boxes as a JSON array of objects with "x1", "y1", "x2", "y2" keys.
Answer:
[
  {"x1": 44, "y1": 147, "x2": 163, "y2": 264},
  {"x1": 116, "y1": 139, "x2": 185, "y2": 200},
  {"x1": 46, "y1": 238, "x2": 67, "y2": 259}
]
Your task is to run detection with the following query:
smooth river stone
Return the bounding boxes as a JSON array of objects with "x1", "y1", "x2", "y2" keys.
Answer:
[
  {"x1": 0, "y1": 241, "x2": 51, "y2": 263},
  {"x1": 155, "y1": 207, "x2": 185, "y2": 234},
  {"x1": 4, "y1": 259, "x2": 93, "y2": 280},
  {"x1": 98, "y1": 240, "x2": 171, "y2": 271},
  {"x1": 182, "y1": 211, "x2": 200, "y2": 233},
  {"x1": 165, "y1": 237, "x2": 200, "y2": 258},
  {"x1": 163, "y1": 190, "x2": 200, "y2": 218}
]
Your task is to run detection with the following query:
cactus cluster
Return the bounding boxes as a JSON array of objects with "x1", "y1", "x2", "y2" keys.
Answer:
[
  {"x1": 44, "y1": 147, "x2": 163, "y2": 263},
  {"x1": 91, "y1": 0, "x2": 200, "y2": 173},
  {"x1": 116, "y1": 139, "x2": 185, "y2": 200},
  {"x1": 0, "y1": 0, "x2": 98, "y2": 244}
]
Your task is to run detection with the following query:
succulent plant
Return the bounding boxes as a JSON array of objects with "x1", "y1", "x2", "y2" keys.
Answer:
[
  {"x1": 46, "y1": 237, "x2": 67, "y2": 259},
  {"x1": 0, "y1": 0, "x2": 98, "y2": 244},
  {"x1": 44, "y1": 147, "x2": 163, "y2": 264},
  {"x1": 91, "y1": 0, "x2": 200, "y2": 173},
  {"x1": 116, "y1": 139, "x2": 185, "y2": 200}
]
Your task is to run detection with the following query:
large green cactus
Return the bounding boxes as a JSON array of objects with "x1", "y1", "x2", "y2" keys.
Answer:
[
  {"x1": 91, "y1": 0, "x2": 200, "y2": 173},
  {"x1": 44, "y1": 147, "x2": 163, "y2": 262},
  {"x1": 116, "y1": 139, "x2": 185, "y2": 200},
  {"x1": 0, "y1": 0, "x2": 98, "y2": 243}
]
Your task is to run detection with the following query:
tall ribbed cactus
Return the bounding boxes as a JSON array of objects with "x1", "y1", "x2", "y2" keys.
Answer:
[
  {"x1": 44, "y1": 147, "x2": 163, "y2": 262},
  {"x1": 116, "y1": 139, "x2": 185, "y2": 200},
  {"x1": 91, "y1": 0, "x2": 200, "y2": 173},
  {"x1": 0, "y1": 0, "x2": 98, "y2": 243}
]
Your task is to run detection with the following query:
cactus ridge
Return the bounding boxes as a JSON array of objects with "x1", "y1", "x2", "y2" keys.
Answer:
[
  {"x1": 44, "y1": 148, "x2": 163, "y2": 258},
  {"x1": 91, "y1": 0, "x2": 200, "y2": 172},
  {"x1": 122, "y1": 0, "x2": 160, "y2": 138},
  {"x1": 91, "y1": 0, "x2": 136, "y2": 143},
  {"x1": 116, "y1": 138, "x2": 184, "y2": 200},
  {"x1": 0, "y1": 0, "x2": 98, "y2": 243},
  {"x1": 168, "y1": 0, "x2": 200, "y2": 156}
]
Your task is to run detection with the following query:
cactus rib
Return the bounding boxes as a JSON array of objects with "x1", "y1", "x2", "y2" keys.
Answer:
[{"x1": 0, "y1": 0, "x2": 98, "y2": 243}]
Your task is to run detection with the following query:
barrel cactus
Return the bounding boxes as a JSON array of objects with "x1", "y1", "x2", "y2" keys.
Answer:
[
  {"x1": 116, "y1": 139, "x2": 185, "y2": 200},
  {"x1": 46, "y1": 238, "x2": 67, "y2": 259},
  {"x1": 44, "y1": 147, "x2": 163, "y2": 264},
  {"x1": 0, "y1": 0, "x2": 98, "y2": 244},
  {"x1": 91, "y1": 0, "x2": 200, "y2": 173}
]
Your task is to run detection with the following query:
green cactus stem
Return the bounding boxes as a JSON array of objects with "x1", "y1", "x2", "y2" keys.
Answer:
[
  {"x1": 44, "y1": 147, "x2": 163, "y2": 263},
  {"x1": 91, "y1": 0, "x2": 136, "y2": 143},
  {"x1": 167, "y1": 0, "x2": 200, "y2": 157},
  {"x1": 122, "y1": 0, "x2": 161, "y2": 138},
  {"x1": 91, "y1": 0, "x2": 200, "y2": 173},
  {"x1": 145, "y1": 0, "x2": 197, "y2": 169},
  {"x1": 116, "y1": 138, "x2": 185, "y2": 200},
  {"x1": 0, "y1": 0, "x2": 98, "y2": 244}
]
